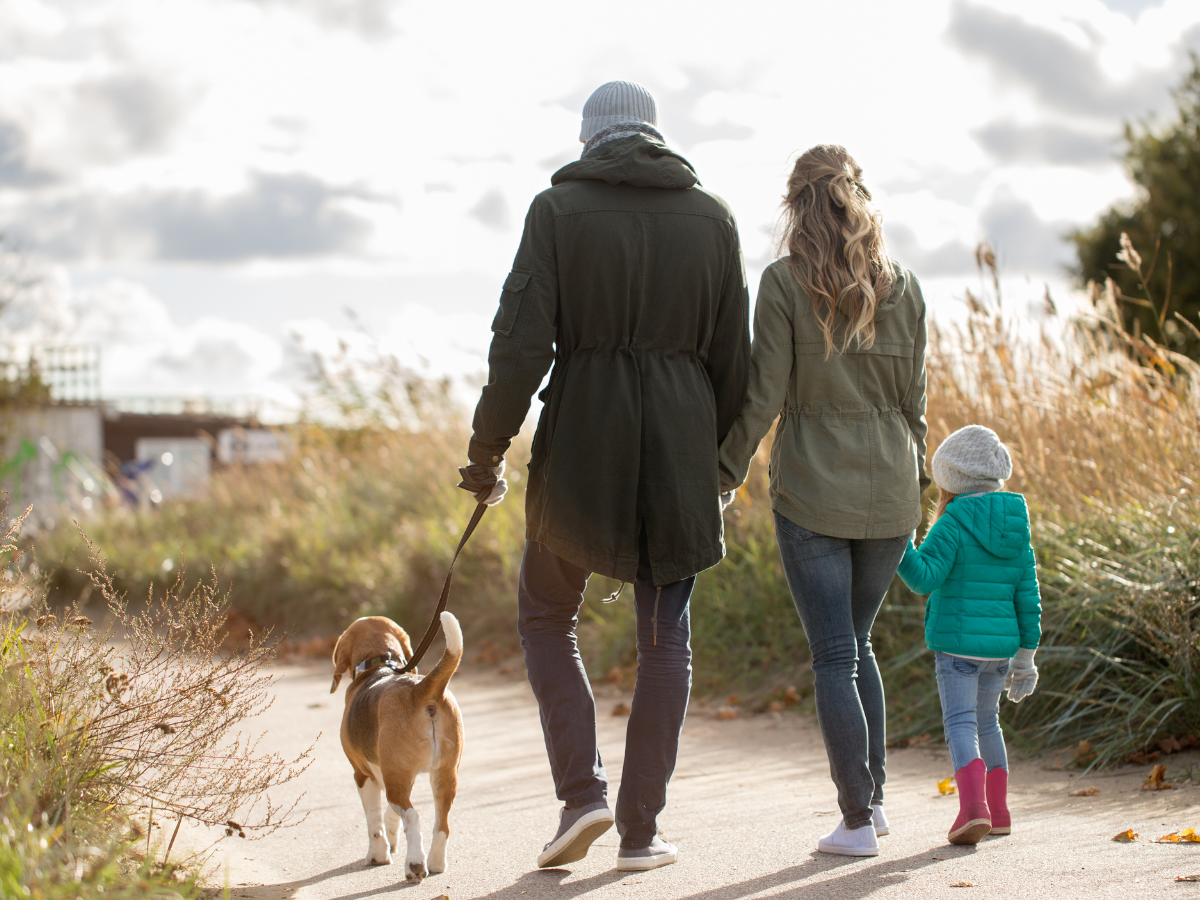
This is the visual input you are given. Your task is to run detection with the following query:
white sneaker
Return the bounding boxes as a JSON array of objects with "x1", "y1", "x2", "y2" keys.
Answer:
[
  {"x1": 871, "y1": 803, "x2": 889, "y2": 837},
  {"x1": 817, "y1": 819, "x2": 880, "y2": 857}
]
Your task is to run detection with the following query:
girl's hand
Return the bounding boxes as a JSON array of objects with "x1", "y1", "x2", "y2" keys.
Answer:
[{"x1": 1005, "y1": 648, "x2": 1038, "y2": 703}]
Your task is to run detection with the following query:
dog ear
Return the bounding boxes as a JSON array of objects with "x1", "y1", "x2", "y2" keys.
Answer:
[
  {"x1": 387, "y1": 621, "x2": 414, "y2": 662},
  {"x1": 330, "y1": 630, "x2": 352, "y2": 693}
]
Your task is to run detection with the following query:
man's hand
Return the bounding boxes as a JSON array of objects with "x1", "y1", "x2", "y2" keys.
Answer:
[
  {"x1": 458, "y1": 461, "x2": 508, "y2": 506},
  {"x1": 1004, "y1": 648, "x2": 1038, "y2": 703}
]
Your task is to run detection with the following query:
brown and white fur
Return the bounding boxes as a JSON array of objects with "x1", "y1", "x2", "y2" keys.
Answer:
[{"x1": 330, "y1": 611, "x2": 464, "y2": 882}]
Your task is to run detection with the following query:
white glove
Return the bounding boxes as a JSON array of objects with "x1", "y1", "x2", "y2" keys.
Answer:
[
  {"x1": 719, "y1": 490, "x2": 736, "y2": 512},
  {"x1": 457, "y1": 461, "x2": 508, "y2": 506},
  {"x1": 1005, "y1": 648, "x2": 1038, "y2": 703}
]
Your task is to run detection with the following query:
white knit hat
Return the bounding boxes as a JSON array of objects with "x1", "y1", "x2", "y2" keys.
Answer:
[
  {"x1": 579, "y1": 81, "x2": 658, "y2": 143},
  {"x1": 930, "y1": 425, "x2": 1013, "y2": 495}
]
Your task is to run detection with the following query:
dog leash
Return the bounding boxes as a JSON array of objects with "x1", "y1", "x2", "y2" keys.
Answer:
[{"x1": 396, "y1": 501, "x2": 487, "y2": 674}]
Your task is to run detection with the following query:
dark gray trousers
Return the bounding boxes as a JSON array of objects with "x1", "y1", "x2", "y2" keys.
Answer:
[{"x1": 516, "y1": 535, "x2": 694, "y2": 848}]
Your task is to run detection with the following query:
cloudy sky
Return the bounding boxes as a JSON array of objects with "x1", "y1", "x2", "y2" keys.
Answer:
[{"x1": 0, "y1": 0, "x2": 1194, "y2": 416}]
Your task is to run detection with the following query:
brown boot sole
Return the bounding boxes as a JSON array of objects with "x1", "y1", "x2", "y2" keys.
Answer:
[{"x1": 948, "y1": 819, "x2": 992, "y2": 845}]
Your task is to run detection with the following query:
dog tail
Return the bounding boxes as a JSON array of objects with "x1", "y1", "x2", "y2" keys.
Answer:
[{"x1": 417, "y1": 611, "x2": 463, "y2": 700}]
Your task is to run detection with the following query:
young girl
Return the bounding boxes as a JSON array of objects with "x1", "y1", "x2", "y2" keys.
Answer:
[{"x1": 896, "y1": 424, "x2": 1041, "y2": 845}]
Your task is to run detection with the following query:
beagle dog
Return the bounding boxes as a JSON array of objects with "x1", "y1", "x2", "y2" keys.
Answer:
[{"x1": 330, "y1": 611, "x2": 464, "y2": 882}]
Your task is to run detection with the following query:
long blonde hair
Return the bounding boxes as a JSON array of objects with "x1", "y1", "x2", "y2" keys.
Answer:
[
  {"x1": 779, "y1": 145, "x2": 895, "y2": 357},
  {"x1": 931, "y1": 487, "x2": 958, "y2": 525}
]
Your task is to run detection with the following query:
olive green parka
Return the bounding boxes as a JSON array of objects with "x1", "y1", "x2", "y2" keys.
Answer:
[
  {"x1": 468, "y1": 134, "x2": 751, "y2": 584},
  {"x1": 718, "y1": 258, "x2": 929, "y2": 539}
]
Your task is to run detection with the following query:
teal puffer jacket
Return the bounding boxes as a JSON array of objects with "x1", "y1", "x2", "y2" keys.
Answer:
[{"x1": 897, "y1": 491, "x2": 1041, "y2": 658}]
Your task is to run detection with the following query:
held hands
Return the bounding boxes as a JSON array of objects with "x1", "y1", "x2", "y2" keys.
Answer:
[
  {"x1": 458, "y1": 461, "x2": 508, "y2": 507},
  {"x1": 1004, "y1": 647, "x2": 1038, "y2": 703}
]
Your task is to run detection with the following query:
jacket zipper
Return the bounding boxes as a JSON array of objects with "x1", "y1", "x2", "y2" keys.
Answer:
[{"x1": 652, "y1": 586, "x2": 662, "y2": 647}]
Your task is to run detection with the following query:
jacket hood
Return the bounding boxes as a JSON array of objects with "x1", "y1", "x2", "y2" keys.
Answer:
[
  {"x1": 945, "y1": 491, "x2": 1030, "y2": 559},
  {"x1": 551, "y1": 134, "x2": 699, "y2": 190},
  {"x1": 871, "y1": 261, "x2": 908, "y2": 323}
]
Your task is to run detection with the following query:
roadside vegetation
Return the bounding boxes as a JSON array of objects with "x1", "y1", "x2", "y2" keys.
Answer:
[
  {"x1": 0, "y1": 501, "x2": 312, "y2": 897},
  {"x1": 29, "y1": 231, "x2": 1199, "y2": 773}
]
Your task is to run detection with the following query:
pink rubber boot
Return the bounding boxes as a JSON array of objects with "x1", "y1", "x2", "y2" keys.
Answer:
[
  {"x1": 986, "y1": 767, "x2": 1010, "y2": 835},
  {"x1": 948, "y1": 758, "x2": 991, "y2": 845}
]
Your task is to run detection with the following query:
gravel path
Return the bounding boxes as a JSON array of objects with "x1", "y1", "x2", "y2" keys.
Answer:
[{"x1": 190, "y1": 661, "x2": 1200, "y2": 900}]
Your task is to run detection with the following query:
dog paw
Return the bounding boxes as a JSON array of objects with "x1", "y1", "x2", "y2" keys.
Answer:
[
  {"x1": 427, "y1": 861, "x2": 446, "y2": 875},
  {"x1": 365, "y1": 843, "x2": 392, "y2": 866},
  {"x1": 405, "y1": 862, "x2": 427, "y2": 883}
]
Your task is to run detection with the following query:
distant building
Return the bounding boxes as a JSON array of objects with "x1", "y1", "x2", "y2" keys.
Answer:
[{"x1": 1, "y1": 344, "x2": 282, "y2": 527}]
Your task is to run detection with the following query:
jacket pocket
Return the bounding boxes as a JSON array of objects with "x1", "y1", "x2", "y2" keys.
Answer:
[{"x1": 491, "y1": 270, "x2": 531, "y2": 336}]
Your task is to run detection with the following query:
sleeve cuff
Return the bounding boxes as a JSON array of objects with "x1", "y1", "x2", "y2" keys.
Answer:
[{"x1": 468, "y1": 438, "x2": 509, "y2": 466}]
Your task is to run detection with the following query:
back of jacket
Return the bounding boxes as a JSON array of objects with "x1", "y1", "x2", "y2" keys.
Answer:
[
  {"x1": 896, "y1": 491, "x2": 1042, "y2": 658},
  {"x1": 719, "y1": 259, "x2": 929, "y2": 539},
  {"x1": 468, "y1": 134, "x2": 750, "y2": 584}
]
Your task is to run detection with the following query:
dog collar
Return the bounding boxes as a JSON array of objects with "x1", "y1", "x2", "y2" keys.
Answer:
[{"x1": 353, "y1": 652, "x2": 407, "y2": 680}]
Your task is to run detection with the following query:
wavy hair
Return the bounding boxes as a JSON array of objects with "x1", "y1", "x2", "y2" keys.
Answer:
[{"x1": 779, "y1": 145, "x2": 895, "y2": 357}]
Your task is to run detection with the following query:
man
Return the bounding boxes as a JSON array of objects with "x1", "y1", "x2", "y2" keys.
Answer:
[{"x1": 459, "y1": 81, "x2": 749, "y2": 872}]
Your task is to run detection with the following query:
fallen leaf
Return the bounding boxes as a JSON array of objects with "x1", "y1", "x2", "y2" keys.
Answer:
[
  {"x1": 767, "y1": 700, "x2": 785, "y2": 713},
  {"x1": 783, "y1": 686, "x2": 800, "y2": 706},
  {"x1": 431, "y1": 895, "x2": 450, "y2": 900},
  {"x1": 931, "y1": 856, "x2": 947, "y2": 860},
  {"x1": 1112, "y1": 829, "x2": 1138, "y2": 842},
  {"x1": 950, "y1": 882, "x2": 974, "y2": 888},
  {"x1": 1160, "y1": 736, "x2": 1184, "y2": 754},
  {"x1": 1069, "y1": 786, "x2": 1099, "y2": 796},
  {"x1": 715, "y1": 705, "x2": 739, "y2": 720},
  {"x1": 1143, "y1": 764, "x2": 1175, "y2": 791},
  {"x1": 726, "y1": 694, "x2": 741, "y2": 705},
  {"x1": 1127, "y1": 749, "x2": 1162, "y2": 766},
  {"x1": 611, "y1": 703, "x2": 630, "y2": 716},
  {"x1": 1177, "y1": 875, "x2": 1200, "y2": 882},
  {"x1": 937, "y1": 777, "x2": 957, "y2": 796},
  {"x1": 1074, "y1": 739, "x2": 1096, "y2": 765},
  {"x1": 1158, "y1": 828, "x2": 1200, "y2": 844}
]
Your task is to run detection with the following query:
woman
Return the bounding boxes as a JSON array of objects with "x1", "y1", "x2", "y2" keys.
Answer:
[{"x1": 719, "y1": 145, "x2": 928, "y2": 857}]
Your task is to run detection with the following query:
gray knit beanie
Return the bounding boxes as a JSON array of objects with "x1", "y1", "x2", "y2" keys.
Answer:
[
  {"x1": 930, "y1": 425, "x2": 1013, "y2": 495},
  {"x1": 580, "y1": 81, "x2": 658, "y2": 143}
]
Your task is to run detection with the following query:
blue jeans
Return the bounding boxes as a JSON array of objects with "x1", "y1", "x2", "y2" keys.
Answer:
[
  {"x1": 935, "y1": 652, "x2": 1009, "y2": 773},
  {"x1": 517, "y1": 535, "x2": 694, "y2": 849},
  {"x1": 774, "y1": 513, "x2": 907, "y2": 830}
]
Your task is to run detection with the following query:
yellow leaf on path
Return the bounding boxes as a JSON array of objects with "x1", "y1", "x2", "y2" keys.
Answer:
[
  {"x1": 715, "y1": 705, "x2": 739, "y2": 720},
  {"x1": 1157, "y1": 829, "x2": 1200, "y2": 843},
  {"x1": 1112, "y1": 829, "x2": 1138, "y2": 842},
  {"x1": 1177, "y1": 875, "x2": 1200, "y2": 882},
  {"x1": 1069, "y1": 786, "x2": 1099, "y2": 796},
  {"x1": 1142, "y1": 764, "x2": 1175, "y2": 791},
  {"x1": 937, "y1": 777, "x2": 957, "y2": 795},
  {"x1": 950, "y1": 882, "x2": 975, "y2": 888},
  {"x1": 611, "y1": 703, "x2": 630, "y2": 716}
]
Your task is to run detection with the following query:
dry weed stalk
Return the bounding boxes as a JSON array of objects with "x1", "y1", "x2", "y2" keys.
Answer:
[
  {"x1": 926, "y1": 238, "x2": 1200, "y2": 523},
  {"x1": 4, "y1": 526, "x2": 314, "y2": 849}
]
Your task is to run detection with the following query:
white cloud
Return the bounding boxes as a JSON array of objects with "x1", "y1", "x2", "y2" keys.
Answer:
[{"x1": 0, "y1": 0, "x2": 1196, "y2": 406}]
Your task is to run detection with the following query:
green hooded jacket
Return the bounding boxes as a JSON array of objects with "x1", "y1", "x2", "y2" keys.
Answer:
[
  {"x1": 468, "y1": 134, "x2": 751, "y2": 584},
  {"x1": 718, "y1": 258, "x2": 929, "y2": 539},
  {"x1": 897, "y1": 491, "x2": 1042, "y2": 658}
]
